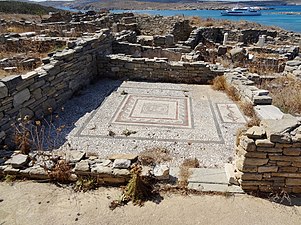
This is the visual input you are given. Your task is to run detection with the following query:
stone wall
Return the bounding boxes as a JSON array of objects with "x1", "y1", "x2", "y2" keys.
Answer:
[
  {"x1": 98, "y1": 54, "x2": 223, "y2": 84},
  {"x1": 0, "y1": 151, "x2": 169, "y2": 185},
  {"x1": 235, "y1": 116, "x2": 301, "y2": 193},
  {"x1": 0, "y1": 29, "x2": 113, "y2": 143},
  {"x1": 113, "y1": 42, "x2": 182, "y2": 61}
]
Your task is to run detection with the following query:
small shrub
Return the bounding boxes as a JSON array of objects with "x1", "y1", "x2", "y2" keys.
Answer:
[
  {"x1": 48, "y1": 160, "x2": 71, "y2": 183},
  {"x1": 110, "y1": 164, "x2": 154, "y2": 210},
  {"x1": 178, "y1": 158, "x2": 200, "y2": 188},
  {"x1": 74, "y1": 176, "x2": 97, "y2": 192},
  {"x1": 4, "y1": 174, "x2": 17, "y2": 183},
  {"x1": 122, "y1": 129, "x2": 137, "y2": 137}
]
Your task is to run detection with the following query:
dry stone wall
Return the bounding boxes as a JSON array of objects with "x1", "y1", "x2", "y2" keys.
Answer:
[
  {"x1": 0, "y1": 30, "x2": 113, "y2": 143},
  {"x1": 235, "y1": 117, "x2": 301, "y2": 193},
  {"x1": 98, "y1": 54, "x2": 223, "y2": 84}
]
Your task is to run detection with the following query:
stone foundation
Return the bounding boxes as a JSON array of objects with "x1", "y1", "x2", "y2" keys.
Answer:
[
  {"x1": 98, "y1": 54, "x2": 223, "y2": 84},
  {"x1": 235, "y1": 116, "x2": 301, "y2": 193},
  {"x1": 0, "y1": 30, "x2": 113, "y2": 142}
]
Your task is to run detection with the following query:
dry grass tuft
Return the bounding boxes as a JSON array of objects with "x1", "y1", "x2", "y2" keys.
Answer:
[
  {"x1": 212, "y1": 75, "x2": 240, "y2": 101},
  {"x1": 259, "y1": 76, "x2": 301, "y2": 115},
  {"x1": 48, "y1": 160, "x2": 71, "y2": 183},
  {"x1": 239, "y1": 101, "x2": 261, "y2": 127},
  {"x1": 178, "y1": 158, "x2": 200, "y2": 188},
  {"x1": 139, "y1": 147, "x2": 172, "y2": 166},
  {"x1": 212, "y1": 75, "x2": 227, "y2": 91}
]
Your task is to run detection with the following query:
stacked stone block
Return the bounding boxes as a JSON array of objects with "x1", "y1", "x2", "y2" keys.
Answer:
[
  {"x1": 99, "y1": 54, "x2": 224, "y2": 84},
  {"x1": 235, "y1": 116, "x2": 301, "y2": 193},
  {"x1": 0, "y1": 30, "x2": 113, "y2": 143}
]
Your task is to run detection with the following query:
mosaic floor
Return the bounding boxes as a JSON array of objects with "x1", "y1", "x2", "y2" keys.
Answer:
[{"x1": 64, "y1": 80, "x2": 247, "y2": 167}]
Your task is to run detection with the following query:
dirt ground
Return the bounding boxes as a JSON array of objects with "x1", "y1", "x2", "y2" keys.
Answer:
[{"x1": 0, "y1": 181, "x2": 301, "y2": 225}]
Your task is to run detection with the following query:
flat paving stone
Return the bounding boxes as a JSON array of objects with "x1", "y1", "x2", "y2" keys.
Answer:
[
  {"x1": 255, "y1": 105, "x2": 284, "y2": 120},
  {"x1": 188, "y1": 168, "x2": 229, "y2": 184},
  {"x1": 54, "y1": 79, "x2": 246, "y2": 167},
  {"x1": 188, "y1": 183, "x2": 244, "y2": 193}
]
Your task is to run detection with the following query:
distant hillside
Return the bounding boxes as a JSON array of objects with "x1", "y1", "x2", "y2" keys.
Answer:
[
  {"x1": 0, "y1": 1, "x2": 60, "y2": 14},
  {"x1": 64, "y1": 0, "x2": 298, "y2": 11}
]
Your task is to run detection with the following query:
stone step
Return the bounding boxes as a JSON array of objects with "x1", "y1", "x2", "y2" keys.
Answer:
[
  {"x1": 169, "y1": 166, "x2": 244, "y2": 194},
  {"x1": 188, "y1": 182, "x2": 244, "y2": 193},
  {"x1": 255, "y1": 105, "x2": 284, "y2": 120}
]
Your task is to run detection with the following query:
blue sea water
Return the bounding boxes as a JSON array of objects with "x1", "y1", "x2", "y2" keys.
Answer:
[{"x1": 112, "y1": 5, "x2": 301, "y2": 33}]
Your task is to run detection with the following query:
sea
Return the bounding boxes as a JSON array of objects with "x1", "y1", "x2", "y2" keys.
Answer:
[{"x1": 111, "y1": 5, "x2": 301, "y2": 33}]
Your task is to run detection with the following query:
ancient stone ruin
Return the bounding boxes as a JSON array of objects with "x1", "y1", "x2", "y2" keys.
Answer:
[{"x1": 0, "y1": 11, "x2": 301, "y2": 193}]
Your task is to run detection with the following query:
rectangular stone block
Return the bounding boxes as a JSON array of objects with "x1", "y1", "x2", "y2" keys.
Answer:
[
  {"x1": 258, "y1": 166, "x2": 278, "y2": 173},
  {"x1": 271, "y1": 173, "x2": 301, "y2": 178},
  {"x1": 241, "y1": 180, "x2": 273, "y2": 186},
  {"x1": 283, "y1": 148, "x2": 301, "y2": 156},
  {"x1": 244, "y1": 158, "x2": 268, "y2": 166},
  {"x1": 257, "y1": 147, "x2": 283, "y2": 153},
  {"x1": 292, "y1": 162, "x2": 301, "y2": 167},
  {"x1": 279, "y1": 167, "x2": 298, "y2": 173},
  {"x1": 255, "y1": 139, "x2": 275, "y2": 147},
  {"x1": 240, "y1": 165, "x2": 258, "y2": 173},
  {"x1": 275, "y1": 143, "x2": 293, "y2": 148},
  {"x1": 241, "y1": 173, "x2": 262, "y2": 180},
  {"x1": 277, "y1": 161, "x2": 292, "y2": 166},
  {"x1": 292, "y1": 187, "x2": 301, "y2": 193},
  {"x1": 286, "y1": 178, "x2": 301, "y2": 186},
  {"x1": 269, "y1": 155, "x2": 301, "y2": 162},
  {"x1": 245, "y1": 152, "x2": 267, "y2": 159},
  {"x1": 241, "y1": 185, "x2": 258, "y2": 191}
]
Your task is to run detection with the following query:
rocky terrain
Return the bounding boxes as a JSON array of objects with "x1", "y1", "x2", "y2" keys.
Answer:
[{"x1": 45, "y1": 0, "x2": 300, "y2": 11}]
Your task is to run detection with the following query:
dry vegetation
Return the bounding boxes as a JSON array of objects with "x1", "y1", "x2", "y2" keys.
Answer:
[
  {"x1": 259, "y1": 76, "x2": 301, "y2": 115},
  {"x1": 139, "y1": 147, "x2": 172, "y2": 166},
  {"x1": 178, "y1": 158, "x2": 199, "y2": 188},
  {"x1": 189, "y1": 16, "x2": 280, "y2": 31}
]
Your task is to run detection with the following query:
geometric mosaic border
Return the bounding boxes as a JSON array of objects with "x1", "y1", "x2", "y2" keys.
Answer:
[{"x1": 111, "y1": 95, "x2": 193, "y2": 128}]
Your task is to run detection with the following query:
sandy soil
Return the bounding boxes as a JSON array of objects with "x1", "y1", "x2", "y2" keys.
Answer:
[{"x1": 0, "y1": 181, "x2": 301, "y2": 225}]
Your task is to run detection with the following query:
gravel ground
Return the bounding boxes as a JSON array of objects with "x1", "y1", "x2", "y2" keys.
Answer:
[{"x1": 47, "y1": 79, "x2": 246, "y2": 168}]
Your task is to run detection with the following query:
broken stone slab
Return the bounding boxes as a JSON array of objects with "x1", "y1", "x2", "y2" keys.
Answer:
[
  {"x1": 29, "y1": 166, "x2": 48, "y2": 179},
  {"x1": 3, "y1": 165, "x2": 19, "y2": 174},
  {"x1": 153, "y1": 164, "x2": 169, "y2": 180},
  {"x1": 261, "y1": 117, "x2": 300, "y2": 134},
  {"x1": 112, "y1": 159, "x2": 131, "y2": 169},
  {"x1": 60, "y1": 151, "x2": 86, "y2": 163},
  {"x1": 89, "y1": 159, "x2": 111, "y2": 167},
  {"x1": 113, "y1": 169, "x2": 130, "y2": 176},
  {"x1": 91, "y1": 164, "x2": 113, "y2": 175},
  {"x1": 254, "y1": 105, "x2": 284, "y2": 120},
  {"x1": 13, "y1": 88, "x2": 31, "y2": 108},
  {"x1": 246, "y1": 126, "x2": 266, "y2": 139},
  {"x1": 224, "y1": 163, "x2": 239, "y2": 185},
  {"x1": 109, "y1": 154, "x2": 138, "y2": 161},
  {"x1": 5, "y1": 154, "x2": 29, "y2": 168},
  {"x1": 74, "y1": 160, "x2": 90, "y2": 172}
]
